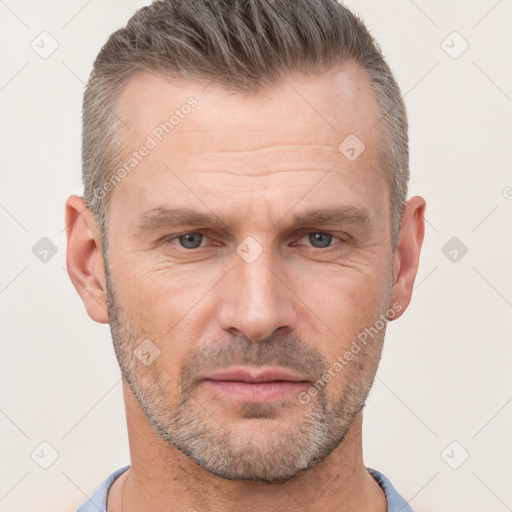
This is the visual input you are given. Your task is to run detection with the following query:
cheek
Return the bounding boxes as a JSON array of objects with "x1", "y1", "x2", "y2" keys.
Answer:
[
  {"x1": 293, "y1": 262, "x2": 391, "y2": 339},
  {"x1": 113, "y1": 253, "x2": 215, "y2": 328},
  {"x1": 111, "y1": 262, "x2": 223, "y2": 378},
  {"x1": 291, "y1": 265, "x2": 391, "y2": 394}
]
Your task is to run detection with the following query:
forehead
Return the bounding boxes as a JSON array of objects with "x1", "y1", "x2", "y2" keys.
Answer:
[
  {"x1": 110, "y1": 64, "x2": 386, "y2": 226},
  {"x1": 117, "y1": 62, "x2": 380, "y2": 154}
]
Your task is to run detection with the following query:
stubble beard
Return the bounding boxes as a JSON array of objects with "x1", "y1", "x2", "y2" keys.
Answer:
[{"x1": 104, "y1": 257, "x2": 383, "y2": 484}]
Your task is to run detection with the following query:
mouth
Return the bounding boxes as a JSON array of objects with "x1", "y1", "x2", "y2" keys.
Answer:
[{"x1": 200, "y1": 367, "x2": 311, "y2": 403}]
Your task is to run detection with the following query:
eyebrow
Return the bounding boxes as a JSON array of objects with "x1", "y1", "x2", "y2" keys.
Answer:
[
  {"x1": 290, "y1": 206, "x2": 371, "y2": 227},
  {"x1": 134, "y1": 207, "x2": 226, "y2": 231},
  {"x1": 133, "y1": 205, "x2": 372, "y2": 232}
]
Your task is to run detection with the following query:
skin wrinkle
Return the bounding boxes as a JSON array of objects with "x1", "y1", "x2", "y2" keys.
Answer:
[
  {"x1": 187, "y1": 168, "x2": 333, "y2": 176},
  {"x1": 112, "y1": 69, "x2": 388, "y2": 498},
  {"x1": 184, "y1": 143, "x2": 337, "y2": 154},
  {"x1": 66, "y1": 64, "x2": 425, "y2": 512},
  {"x1": 163, "y1": 154, "x2": 345, "y2": 177}
]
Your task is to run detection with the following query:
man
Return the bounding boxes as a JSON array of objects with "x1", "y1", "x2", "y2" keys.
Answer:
[{"x1": 65, "y1": 0, "x2": 425, "y2": 510}]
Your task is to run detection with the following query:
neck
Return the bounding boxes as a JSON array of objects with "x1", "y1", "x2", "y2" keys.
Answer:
[{"x1": 108, "y1": 381, "x2": 386, "y2": 512}]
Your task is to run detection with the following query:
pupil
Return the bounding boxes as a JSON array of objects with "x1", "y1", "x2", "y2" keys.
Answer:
[
  {"x1": 179, "y1": 233, "x2": 203, "y2": 248},
  {"x1": 309, "y1": 233, "x2": 332, "y2": 248}
]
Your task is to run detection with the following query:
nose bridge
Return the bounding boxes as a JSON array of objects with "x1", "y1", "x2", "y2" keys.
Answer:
[
  {"x1": 218, "y1": 239, "x2": 296, "y2": 340},
  {"x1": 237, "y1": 249, "x2": 280, "y2": 307}
]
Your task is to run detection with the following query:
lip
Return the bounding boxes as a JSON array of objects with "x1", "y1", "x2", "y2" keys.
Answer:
[
  {"x1": 202, "y1": 368, "x2": 309, "y2": 383},
  {"x1": 200, "y1": 367, "x2": 310, "y2": 403}
]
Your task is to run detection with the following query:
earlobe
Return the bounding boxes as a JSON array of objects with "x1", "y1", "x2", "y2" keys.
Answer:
[
  {"x1": 388, "y1": 196, "x2": 426, "y2": 320},
  {"x1": 65, "y1": 195, "x2": 109, "y2": 324}
]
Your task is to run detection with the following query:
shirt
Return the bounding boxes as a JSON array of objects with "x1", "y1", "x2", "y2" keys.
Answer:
[{"x1": 77, "y1": 465, "x2": 414, "y2": 512}]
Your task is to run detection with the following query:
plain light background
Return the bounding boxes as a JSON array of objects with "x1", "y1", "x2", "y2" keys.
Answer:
[{"x1": 1, "y1": 1, "x2": 511, "y2": 511}]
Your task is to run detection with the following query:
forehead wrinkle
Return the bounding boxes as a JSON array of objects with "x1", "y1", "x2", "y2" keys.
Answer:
[
  {"x1": 157, "y1": 143, "x2": 347, "y2": 177},
  {"x1": 184, "y1": 144, "x2": 339, "y2": 154},
  {"x1": 186, "y1": 168, "x2": 329, "y2": 177}
]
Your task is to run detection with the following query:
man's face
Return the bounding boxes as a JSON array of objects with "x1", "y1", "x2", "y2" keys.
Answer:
[{"x1": 104, "y1": 63, "x2": 397, "y2": 483}]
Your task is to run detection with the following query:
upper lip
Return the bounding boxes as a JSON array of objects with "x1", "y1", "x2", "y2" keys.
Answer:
[{"x1": 202, "y1": 368, "x2": 309, "y2": 383}]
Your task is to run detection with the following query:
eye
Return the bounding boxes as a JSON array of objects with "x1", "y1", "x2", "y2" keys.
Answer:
[
  {"x1": 173, "y1": 232, "x2": 206, "y2": 249},
  {"x1": 296, "y1": 232, "x2": 347, "y2": 249},
  {"x1": 307, "y1": 232, "x2": 333, "y2": 248}
]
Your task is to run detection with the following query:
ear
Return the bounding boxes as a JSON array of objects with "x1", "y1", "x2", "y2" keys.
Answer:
[
  {"x1": 65, "y1": 195, "x2": 109, "y2": 324},
  {"x1": 388, "y1": 196, "x2": 426, "y2": 320}
]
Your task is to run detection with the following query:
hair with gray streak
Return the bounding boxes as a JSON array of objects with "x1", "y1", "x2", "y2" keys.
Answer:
[{"x1": 82, "y1": 0, "x2": 409, "y2": 249}]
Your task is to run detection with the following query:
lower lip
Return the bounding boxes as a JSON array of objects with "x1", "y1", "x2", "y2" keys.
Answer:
[{"x1": 203, "y1": 380, "x2": 310, "y2": 402}]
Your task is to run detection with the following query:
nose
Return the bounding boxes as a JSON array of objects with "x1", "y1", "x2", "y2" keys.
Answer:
[{"x1": 217, "y1": 249, "x2": 297, "y2": 341}]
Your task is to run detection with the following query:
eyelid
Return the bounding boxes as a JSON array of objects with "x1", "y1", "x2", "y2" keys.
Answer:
[
  {"x1": 161, "y1": 230, "x2": 211, "y2": 246},
  {"x1": 294, "y1": 231, "x2": 351, "y2": 247},
  {"x1": 160, "y1": 229, "x2": 351, "y2": 249}
]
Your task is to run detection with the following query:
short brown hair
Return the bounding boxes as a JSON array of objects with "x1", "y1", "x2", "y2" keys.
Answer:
[{"x1": 82, "y1": 0, "x2": 409, "y2": 249}]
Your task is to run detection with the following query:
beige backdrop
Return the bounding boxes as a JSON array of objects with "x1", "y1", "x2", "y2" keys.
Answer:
[{"x1": 0, "y1": 1, "x2": 511, "y2": 510}]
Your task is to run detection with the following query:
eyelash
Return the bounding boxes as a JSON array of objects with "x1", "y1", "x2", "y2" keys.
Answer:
[
  {"x1": 293, "y1": 232, "x2": 350, "y2": 248},
  {"x1": 161, "y1": 231, "x2": 350, "y2": 250}
]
